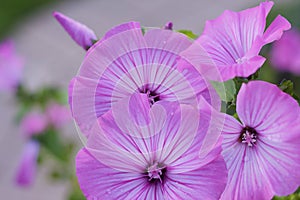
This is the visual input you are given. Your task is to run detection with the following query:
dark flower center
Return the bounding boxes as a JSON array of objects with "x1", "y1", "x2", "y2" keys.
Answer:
[
  {"x1": 239, "y1": 126, "x2": 258, "y2": 147},
  {"x1": 139, "y1": 85, "x2": 160, "y2": 105},
  {"x1": 146, "y1": 162, "x2": 166, "y2": 184}
]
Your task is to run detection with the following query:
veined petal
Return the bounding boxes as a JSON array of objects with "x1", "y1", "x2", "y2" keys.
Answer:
[
  {"x1": 236, "y1": 81, "x2": 300, "y2": 133},
  {"x1": 76, "y1": 148, "x2": 164, "y2": 200},
  {"x1": 86, "y1": 113, "x2": 149, "y2": 172},
  {"x1": 221, "y1": 143, "x2": 273, "y2": 200},
  {"x1": 164, "y1": 154, "x2": 227, "y2": 200},
  {"x1": 222, "y1": 80, "x2": 300, "y2": 199},
  {"x1": 79, "y1": 21, "x2": 146, "y2": 80},
  {"x1": 155, "y1": 104, "x2": 199, "y2": 166},
  {"x1": 144, "y1": 29, "x2": 191, "y2": 54},
  {"x1": 165, "y1": 97, "x2": 224, "y2": 173},
  {"x1": 218, "y1": 55, "x2": 266, "y2": 81},
  {"x1": 263, "y1": 15, "x2": 291, "y2": 44},
  {"x1": 181, "y1": 1, "x2": 290, "y2": 81},
  {"x1": 221, "y1": 136, "x2": 300, "y2": 199},
  {"x1": 176, "y1": 58, "x2": 221, "y2": 110},
  {"x1": 71, "y1": 24, "x2": 209, "y2": 137},
  {"x1": 257, "y1": 138, "x2": 300, "y2": 196},
  {"x1": 200, "y1": 1, "x2": 273, "y2": 64}
]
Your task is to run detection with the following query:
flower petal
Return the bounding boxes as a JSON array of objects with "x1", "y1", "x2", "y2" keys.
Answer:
[
  {"x1": 71, "y1": 25, "x2": 206, "y2": 137},
  {"x1": 221, "y1": 135, "x2": 300, "y2": 199},
  {"x1": 201, "y1": 1, "x2": 272, "y2": 63},
  {"x1": 20, "y1": 111, "x2": 48, "y2": 138},
  {"x1": 78, "y1": 21, "x2": 145, "y2": 80},
  {"x1": 176, "y1": 58, "x2": 221, "y2": 109},
  {"x1": 181, "y1": 2, "x2": 286, "y2": 81},
  {"x1": 15, "y1": 141, "x2": 39, "y2": 187},
  {"x1": 0, "y1": 40, "x2": 24, "y2": 92},
  {"x1": 270, "y1": 29, "x2": 300, "y2": 75},
  {"x1": 155, "y1": 103, "x2": 199, "y2": 166},
  {"x1": 218, "y1": 55, "x2": 266, "y2": 80},
  {"x1": 76, "y1": 148, "x2": 164, "y2": 200},
  {"x1": 236, "y1": 81, "x2": 300, "y2": 134},
  {"x1": 263, "y1": 15, "x2": 291, "y2": 44},
  {"x1": 221, "y1": 143, "x2": 274, "y2": 200},
  {"x1": 164, "y1": 154, "x2": 227, "y2": 200},
  {"x1": 144, "y1": 29, "x2": 191, "y2": 54}
]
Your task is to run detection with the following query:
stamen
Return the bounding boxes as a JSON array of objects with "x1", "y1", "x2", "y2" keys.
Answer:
[
  {"x1": 139, "y1": 85, "x2": 160, "y2": 105},
  {"x1": 147, "y1": 163, "x2": 166, "y2": 183},
  {"x1": 240, "y1": 127, "x2": 258, "y2": 147}
]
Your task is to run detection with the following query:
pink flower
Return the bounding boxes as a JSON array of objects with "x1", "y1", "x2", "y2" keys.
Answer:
[
  {"x1": 20, "y1": 111, "x2": 48, "y2": 138},
  {"x1": 271, "y1": 29, "x2": 300, "y2": 75},
  {"x1": 15, "y1": 141, "x2": 40, "y2": 187},
  {"x1": 220, "y1": 81, "x2": 300, "y2": 199},
  {"x1": 181, "y1": 1, "x2": 291, "y2": 81},
  {"x1": 53, "y1": 11, "x2": 97, "y2": 50},
  {"x1": 76, "y1": 94, "x2": 227, "y2": 199},
  {"x1": 46, "y1": 103, "x2": 72, "y2": 128},
  {"x1": 70, "y1": 21, "x2": 219, "y2": 137},
  {"x1": 0, "y1": 40, "x2": 23, "y2": 92}
]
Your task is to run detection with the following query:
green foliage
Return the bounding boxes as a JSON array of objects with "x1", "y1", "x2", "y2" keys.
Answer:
[
  {"x1": 273, "y1": 187, "x2": 300, "y2": 200},
  {"x1": 211, "y1": 79, "x2": 236, "y2": 103},
  {"x1": 177, "y1": 30, "x2": 198, "y2": 39},
  {"x1": 16, "y1": 85, "x2": 67, "y2": 107},
  {"x1": 279, "y1": 80, "x2": 300, "y2": 104},
  {"x1": 68, "y1": 177, "x2": 86, "y2": 200},
  {"x1": 33, "y1": 128, "x2": 74, "y2": 162},
  {"x1": 0, "y1": 0, "x2": 58, "y2": 39}
]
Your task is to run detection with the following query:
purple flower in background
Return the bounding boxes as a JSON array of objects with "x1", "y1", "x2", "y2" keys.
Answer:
[
  {"x1": 53, "y1": 11, "x2": 97, "y2": 50},
  {"x1": 21, "y1": 111, "x2": 48, "y2": 138},
  {"x1": 76, "y1": 94, "x2": 227, "y2": 199},
  {"x1": 15, "y1": 141, "x2": 40, "y2": 187},
  {"x1": 181, "y1": 1, "x2": 291, "y2": 81},
  {"x1": 221, "y1": 81, "x2": 300, "y2": 199},
  {"x1": 0, "y1": 40, "x2": 23, "y2": 92},
  {"x1": 271, "y1": 29, "x2": 300, "y2": 75},
  {"x1": 46, "y1": 103, "x2": 72, "y2": 128},
  {"x1": 70, "y1": 21, "x2": 219, "y2": 137}
]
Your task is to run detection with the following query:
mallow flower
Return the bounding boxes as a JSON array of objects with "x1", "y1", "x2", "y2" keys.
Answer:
[
  {"x1": 220, "y1": 80, "x2": 300, "y2": 199},
  {"x1": 53, "y1": 11, "x2": 97, "y2": 50},
  {"x1": 76, "y1": 94, "x2": 227, "y2": 199},
  {"x1": 0, "y1": 40, "x2": 23, "y2": 92},
  {"x1": 69, "y1": 21, "x2": 219, "y2": 137},
  {"x1": 271, "y1": 29, "x2": 300, "y2": 75},
  {"x1": 20, "y1": 111, "x2": 48, "y2": 138},
  {"x1": 15, "y1": 140, "x2": 40, "y2": 187},
  {"x1": 181, "y1": 1, "x2": 291, "y2": 81},
  {"x1": 46, "y1": 103, "x2": 72, "y2": 129}
]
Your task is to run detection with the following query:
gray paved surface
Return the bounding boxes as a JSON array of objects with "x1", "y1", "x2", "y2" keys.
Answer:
[{"x1": 0, "y1": 0, "x2": 292, "y2": 199}]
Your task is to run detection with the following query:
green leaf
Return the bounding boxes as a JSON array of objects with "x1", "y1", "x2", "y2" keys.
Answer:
[
  {"x1": 210, "y1": 79, "x2": 236, "y2": 103},
  {"x1": 141, "y1": 27, "x2": 146, "y2": 35},
  {"x1": 33, "y1": 128, "x2": 72, "y2": 162},
  {"x1": 177, "y1": 30, "x2": 198, "y2": 39},
  {"x1": 279, "y1": 79, "x2": 294, "y2": 94},
  {"x1": 273, "y1": 187, "x2": 300, "y2": 199},
  {"x1": 279, "y1": 79, "x2": 300, "y2": 103}
]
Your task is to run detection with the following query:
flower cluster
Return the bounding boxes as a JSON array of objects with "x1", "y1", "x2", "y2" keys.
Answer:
[
  {"x1": 55, "y1": 1, "x2": 300, "y2": 199},
  {"x1": 0, "y1": 40, "x2": 73, "y2": 189}
]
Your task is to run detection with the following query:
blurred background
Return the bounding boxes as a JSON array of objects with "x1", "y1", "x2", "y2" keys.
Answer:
[{"x1": 0, "y1": 0, "x2": 299, "y2": 199}]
